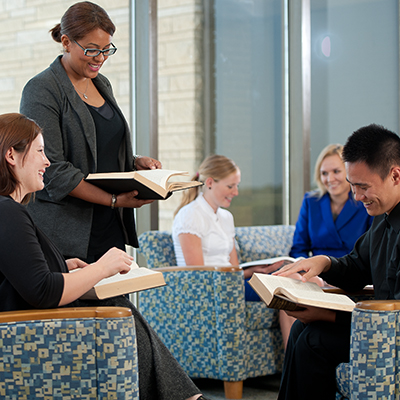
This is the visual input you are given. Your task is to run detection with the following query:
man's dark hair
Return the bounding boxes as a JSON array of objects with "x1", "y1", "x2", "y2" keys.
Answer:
[{"x1": 342, "y1": 123, "x2": 400, "y2": 180}]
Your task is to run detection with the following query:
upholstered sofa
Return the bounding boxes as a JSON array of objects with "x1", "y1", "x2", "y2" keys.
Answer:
[
  {"x1": 0, "y1": 307, "x2": 139, "y2": 399},
  {"x1": 138, "y1": 225, "x2": 295, "y2": 399}
]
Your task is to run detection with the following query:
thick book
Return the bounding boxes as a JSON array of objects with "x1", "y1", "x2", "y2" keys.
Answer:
[
  {"x1": 78, "y1": 262, "x2": 166, "y2": 300},
  {"x1": 86, "y1": 169, "x2": 203, "y2": 200},
  {"x1": 248, "y1": 273, "x2": 355, "y2": 312},
  {"x1": 240, "y1": 256, "x2": 304, "y2": 269}
]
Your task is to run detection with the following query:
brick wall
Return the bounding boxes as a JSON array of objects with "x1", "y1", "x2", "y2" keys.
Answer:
[
  {"x1": 157, "y1": 0, "x2": 204, "y2": 230},
  {"x1": 0, "y1": 0, "x2": 130, "y2": 118}
]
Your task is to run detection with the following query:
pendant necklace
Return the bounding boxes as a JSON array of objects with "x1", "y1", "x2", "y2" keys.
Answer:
[{"x1": 73, "y1": 79, "x2": 89, "y2": 99}]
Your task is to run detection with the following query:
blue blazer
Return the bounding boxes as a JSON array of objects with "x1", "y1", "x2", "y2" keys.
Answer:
[{"x1": 289, "y1": 191, "x2": 374, "y2": 258}]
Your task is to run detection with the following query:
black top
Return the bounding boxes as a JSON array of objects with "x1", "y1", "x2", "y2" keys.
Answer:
[
  {"x1": 0, "y1": 196, "x2": 66, "y2": 311},
  {"x1": 321, "y1": 201, "x2": 400, "y2": 300},
  {"x1": 85, "y1": 101, "x2": 126, "y2": 261}
]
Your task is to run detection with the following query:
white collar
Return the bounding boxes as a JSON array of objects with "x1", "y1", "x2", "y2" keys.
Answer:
[{"x1": 197, "y1": 193, "x2": 220, "y2": 221}]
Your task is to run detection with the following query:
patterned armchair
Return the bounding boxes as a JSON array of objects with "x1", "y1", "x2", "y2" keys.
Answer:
[
  {"x1": 0, "y1": 307, "x2": 139, "y2": 399},
  {"x1": 336, "y1": 300, "x2": 400, "y2": 400},
  {"x1": 138, "y1": 225, "x2": 295, "y2": 399}
]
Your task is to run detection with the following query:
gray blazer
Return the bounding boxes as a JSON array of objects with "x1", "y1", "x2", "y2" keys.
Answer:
[{"x1": 20, "y1": 56, "x2": 138, "y2": 258}]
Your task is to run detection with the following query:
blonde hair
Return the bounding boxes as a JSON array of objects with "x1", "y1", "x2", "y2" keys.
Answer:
[
  {"x1": 174, "y1": 155, "x2": 239, "y2": 216},
  {"x1": 314, "y1": 143, "x2": 344, "y2": 197}
]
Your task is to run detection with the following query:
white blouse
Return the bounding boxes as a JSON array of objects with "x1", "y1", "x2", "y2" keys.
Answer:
[{"x1": 172, "y1": 193, "x2": 236, "y2": 266}]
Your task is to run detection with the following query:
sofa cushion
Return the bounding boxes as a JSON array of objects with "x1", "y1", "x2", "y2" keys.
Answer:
[{"x1": 235, "y1": 225, "x2": 295, "y2": 264}]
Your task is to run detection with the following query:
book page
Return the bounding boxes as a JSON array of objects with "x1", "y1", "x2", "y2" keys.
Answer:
[
  {"x1": 135, "y1": 170, "x2": 189, "y2": 190},
  {"x1": 167, "y1": 181, "x2": 203, "y2": 192},
  {"x1": 94, "y1": 266, "x2": 158, "y2": 288},
  {"x1": 254, "y1": 273, "x2": 322, "y2": 295},
  {"x1": 240, "y1": 256, "x2": 304, "y2": 269},
  {"x1": 250, "y1": 274, "x2": 355, "y2": 312},
  {"x1": 277, "y1": 287, "x2": 355, "y2": 308}
]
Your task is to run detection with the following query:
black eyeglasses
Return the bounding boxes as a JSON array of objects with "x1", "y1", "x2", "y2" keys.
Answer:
[{"x1": 74, "y1": 40, "x2": 117, "y2": 57}]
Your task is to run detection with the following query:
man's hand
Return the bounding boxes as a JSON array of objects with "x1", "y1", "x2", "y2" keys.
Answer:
[{"x1": 273, "y1": 255, "x2": 332, "y2": 283}]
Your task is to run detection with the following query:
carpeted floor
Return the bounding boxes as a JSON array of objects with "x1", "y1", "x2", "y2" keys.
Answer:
[{"x1": 194, "y1": 374, "x2": 281, "y2": 400}]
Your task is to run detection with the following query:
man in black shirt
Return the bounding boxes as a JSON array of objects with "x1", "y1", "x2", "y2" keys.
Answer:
[{"x1": 275, "y1": 123, "x2": 400, "y2": 399}]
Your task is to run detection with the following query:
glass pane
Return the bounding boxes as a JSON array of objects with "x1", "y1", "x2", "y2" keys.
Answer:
[
  {"x1": 310, "y1": 0, "x2": 399, "y2": 181},
  {"x1": 213, "y1": 0, "x2": 283, "y2": 226}
]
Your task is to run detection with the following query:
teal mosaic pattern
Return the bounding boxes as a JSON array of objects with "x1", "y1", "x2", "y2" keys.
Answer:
[
  {"x1": 139, "y1": 230, "x2": 176, "y2": 268},
  {"x1": 336, "y1": 307, "x2": 399, "y2": 400},
  {"x1": 138, "y1": 225, "x2": 294, "y2": 382},
  {"x1": 235, "y1": 225, "x2": 295, "y2": 264},
  {"x1": 0, "y1": 315, "x2": 139, "y2": 399}
]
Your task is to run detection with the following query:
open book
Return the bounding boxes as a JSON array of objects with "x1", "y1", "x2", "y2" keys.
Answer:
[
  {"x1": 77, "y1": 261, "x2": 166, "y2": 300},
  {"x1": 240, "y1": 256, "x2": 304, "y2": 269},
  {"x1": 248, "y1": 273, "x2": 355, "y2": 312},
  {"x1": 86, "y1": 169, "x2": 203, "y2": 200}
]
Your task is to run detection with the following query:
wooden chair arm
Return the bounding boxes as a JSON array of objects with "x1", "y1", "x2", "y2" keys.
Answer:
[
  {"x1": 354, "y1": 300, "x2": 400, "y2": 311},
  {"x1": 156, "y1": 265, "x2": 242, "y2": 273},
  {"x1": 0, "y1": 307, "x2": 132, "y2": 323},
  {"x1": 322, "y1": 285, "x2": 374, "y2": 296}
]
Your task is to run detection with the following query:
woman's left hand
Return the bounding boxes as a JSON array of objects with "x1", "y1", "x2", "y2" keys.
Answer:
[
  {"x1": 135, "y1": 156, "x2": 162, "y2": 170},
  {"x1": 66, "y1": 258, "x2": 88, "y2": 271},
  {"x1": 243, "y1": 260, "x2": 286, "y2": 279}
]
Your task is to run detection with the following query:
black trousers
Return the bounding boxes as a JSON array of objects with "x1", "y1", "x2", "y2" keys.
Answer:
[{"x1": 278, "y1": 319, "x2": 351, "y2": 400}]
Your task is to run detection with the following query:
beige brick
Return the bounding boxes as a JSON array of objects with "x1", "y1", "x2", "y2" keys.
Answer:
[
  {"x1": 169, "y1": 73, "x2": 202, "y2": 91},
  {"x1": 0, "y1": 77, "x2": 15, "y2": 92},
  {"x1": 165, "y1": 40, "x2": 196, "y2": 67},
  {"x1": 3, "y1": 0, "x2": 25, "y2": 12},
  {"x1": 158, "y1": 17, "x2": 173, "y2": 35},
  {"x1": 159, "y1": 0, "x2": 197, "y2": 10},
  {"x1": 172, "y1": 12, "x2": 202, "y2": 33}
]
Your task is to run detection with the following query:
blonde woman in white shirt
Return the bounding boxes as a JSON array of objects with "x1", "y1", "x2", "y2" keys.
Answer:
[{"x1": 172, "y1": 155, "x2": 273, "y2": 300}]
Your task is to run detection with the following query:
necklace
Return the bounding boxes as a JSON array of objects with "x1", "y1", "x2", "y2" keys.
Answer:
[{"x1": 73, "y1": 79, "x2": 89, "y2": 99}]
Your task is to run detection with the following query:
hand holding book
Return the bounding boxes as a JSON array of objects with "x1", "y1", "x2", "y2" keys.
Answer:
[
  {"x1": 69, "y1": 251, "x2": 165, "y2": 300},
  {"x1": 134, "y1": 155, "x2": 162, "y2": 171},
  {"x1": 86, "y1": 169, "x2": 203, "y2": 200},
  {"x1": 242, "y1": 260, "x2": 287, "y2": 279},
  {"x1": 249, "y1": 273, "x2": 355, "y2": 312}
]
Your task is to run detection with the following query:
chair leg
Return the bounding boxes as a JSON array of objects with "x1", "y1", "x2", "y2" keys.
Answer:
[{"x1": 223, "y1": 380, "x2": 243, "y2": 399}]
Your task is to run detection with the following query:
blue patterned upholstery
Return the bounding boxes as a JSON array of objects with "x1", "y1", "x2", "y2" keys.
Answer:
[
  {"x1": 0, "y1": 307, "x2": 139, "y2": 399},
  {"x1": 336, "y1": 302, "x2": 400, "y2": 400},
  {"x1": 138, "y1": 225, "x2": 295, "y2": 395}
]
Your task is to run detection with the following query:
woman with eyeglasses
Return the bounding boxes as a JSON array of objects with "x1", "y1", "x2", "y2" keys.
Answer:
[{"x1": 20, "y1": 1, "x2": 158, "y2": 264}]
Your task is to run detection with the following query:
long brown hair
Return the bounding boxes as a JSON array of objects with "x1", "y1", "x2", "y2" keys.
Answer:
[
  {"x1": 174, "y1": 155, "x2": 239, "y2": 216},
  {"x1": 50, "y1": 1, "x2": 116, "y2": 43},
  {"x1": 0, "y1": 113, "x2": 42, "y2": 204}
]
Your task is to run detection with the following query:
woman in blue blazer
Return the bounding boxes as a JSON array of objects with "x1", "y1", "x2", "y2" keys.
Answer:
[{"x1": 290, "y1": 144, "x2": 373, "y2": 259}]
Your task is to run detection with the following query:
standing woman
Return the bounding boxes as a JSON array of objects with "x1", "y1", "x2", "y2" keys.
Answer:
[
  {"x1": 289, "y1": 144, "x2": 374, "y2": 259},
  {"x1": 20, "y1": 1, "x2": 159, "y2": 262},
  {"x1": 0, "y1": 113, "x2": 208, "y2": 400}
]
